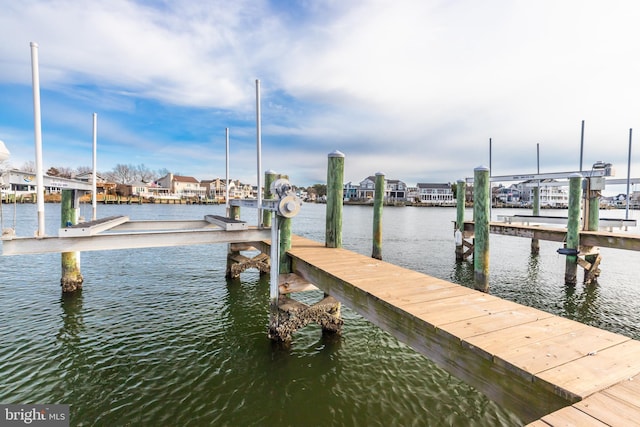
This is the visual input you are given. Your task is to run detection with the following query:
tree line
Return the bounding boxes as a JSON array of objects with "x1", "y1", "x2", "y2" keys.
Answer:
[{"x1": 9, "y1": 160, "x2": 329, "y2": 197}]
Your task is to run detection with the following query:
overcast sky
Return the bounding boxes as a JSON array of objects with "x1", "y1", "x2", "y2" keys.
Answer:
[{"x1": 1, "y1": 0, "x2": 639, "y2": 194}]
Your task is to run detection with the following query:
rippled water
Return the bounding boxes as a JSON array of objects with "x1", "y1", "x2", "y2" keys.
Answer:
[{"x1": 1, "y1": 202, "x2": 639, "y2": 426}]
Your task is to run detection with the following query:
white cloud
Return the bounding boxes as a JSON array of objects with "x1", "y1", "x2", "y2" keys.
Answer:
[{"x1": 1, "y1": 0, "x2": 640, "y2": 191}]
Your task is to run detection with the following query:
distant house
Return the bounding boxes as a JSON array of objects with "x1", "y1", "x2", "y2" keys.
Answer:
[
  {"x1": 116, "y1": 181, "x2": 149, "y2": 197},
  {"x1": 75, "y1": 172, "x2": 108, "y2": 184},
  {"x1": 201, "y1": 178, "x2": 227, "y2": 201},
  {"x1": 156, "y1": 173, "x2": 206, "y2": 198},
  {"x1": 357, "y1": 176, "x2": 376, "y2": 200},
  {"x1": 495, "y1": 184, "x2": 521, "y2": 204},
  {"x1": 227, "y1": 180, "x2": 253, "y2": 199},
  {"x1": 343, "y1": 181, "x2": 358, "y2": 200},
  {"x1": 386, "y1": 179, "x2": 407, "y2": 201},
  {"x1": 75, "y1": 171, "x2": 112, "y2": 195},
  {"x1": 516, "y1": 179, "x2": 568, "y2": 207},
  {"x1": 416, "y1": 183, "x2": 454, "y2": 205},
  {"x1": 356, "y1": 176, "x2": 408, "y2": 201}
]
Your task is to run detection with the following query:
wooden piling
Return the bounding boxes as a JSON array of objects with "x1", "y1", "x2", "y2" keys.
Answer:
[
  {"x1": 564, "y1": 174, "x2": 582, "y2": 286},
  {"x1": 372, "y1": 172, "x2": 384, "y2": 260},
  {"x1": 279, "y1": 215, "x2": 292, "y2": 274},
  {"x1": 60, "y1": 189, "x2": 83, "y2": 292},
  {"x1": 262, "y1": 170, "x2": 276, "y2": 228},
  {"x1": 531, "y1": 186, "x2": 540, "y2": 254},
  {"x1": 326, "y1": 150, "x2": 344, "y2": 249},
  {"x1": 455, "y1": 179, "x2": 466, "y2": 261},
  {"x1": 473, "y1": 166, "x2": 490, "y2": 292},
  {"x1": 323, "y1": 151, "x2": 344, "y2": 335},
  {"x1": 583, "y1": 177, "x2": 602, "y2": 285},
  {"x1": 225, "y1": 203, "x2": 242, "y2": 279}
]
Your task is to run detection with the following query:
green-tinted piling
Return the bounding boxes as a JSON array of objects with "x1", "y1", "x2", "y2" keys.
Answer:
[
  {"x1": 473, "y1": 166, "x2": 490, "y2": 292},
  {"x1": 531, "y1": 186, "x2": 540, "y2": 254},
  {"x1": 455, "y1": 179, "x2": 466, "y2": 261},
  {"x1": 326, "y1": 150, "x2": 345, "y2": 248},
  {"x1": 263, "y1": 170, "x2": 276, "y2": 228},
  {"x1": 229, "y1": 204, "x2": 240, "y2": 221},
  {"x1": 584, "y1": 177, "x2": 601, "y2": 284},
  {"x1": 279, "y1": 215, "x2": 292, "y2": 274},
  {"x1": 564, "y1": 174, "x2": 582, "y2": 286},
  {"x1": 60, "y1": 189, "x2": 83, "y2": 292},
  {"x1": 225, "y1": 203, "x2": 242, "y2": 279},
  {"x1": 372, "y1": 172, "x2": 385, "y2": 260}
]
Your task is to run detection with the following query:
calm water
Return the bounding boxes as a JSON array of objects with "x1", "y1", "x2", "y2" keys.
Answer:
[{"x1": 1, "y1": 202, "x2": 640, "y2": 426}]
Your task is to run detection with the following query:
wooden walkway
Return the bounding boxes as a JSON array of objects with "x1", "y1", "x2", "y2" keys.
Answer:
[{"x1": 284, "y1": 235, "x2": 640, "y2": 425}]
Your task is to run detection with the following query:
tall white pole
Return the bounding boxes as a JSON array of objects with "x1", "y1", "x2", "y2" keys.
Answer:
[
  {"x1": 256, "y1": 79, "x2": 263, "y2": 227},
  {"x1": 92, "y1": 113, "x2": 98, "y2": 220},
  {"x1": 225, "y1": 127, "x2": 230, "y2": 216},
  {"x1": 626, "y1": 128, "x2": 633, "y2": 220},
  {"x1": 30, "y1": 42, "x2": 45, "y2": 237}
]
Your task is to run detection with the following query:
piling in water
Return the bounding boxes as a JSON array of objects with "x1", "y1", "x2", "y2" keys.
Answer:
[
  {"x1": 326, "y1": 151, "x2": 344, "y2": 249},
  {"x1": 262, "y1": 170, "x2": 276, "y2": 228},
  {"x1": 583, "y1": 177, "x2": 602, "y2": 284},
  {"x1": 372, "y1": 172, "x2": 384, "y2": 260},
  {"x1": 455, "y1": 179, "x2": 466, "y2": 261},
  {"x1": 60, "y1": 189, "x2": 83, "y2": 292},
  {"x1": 531, "y1": 186, "x2": 540, "y2": 254},
  {"x1": 564, "y1": 174, "x2": 582, "y2": 286},
  {"x1": 473, "y1": 166, "x2": 490, "y2": 292}
]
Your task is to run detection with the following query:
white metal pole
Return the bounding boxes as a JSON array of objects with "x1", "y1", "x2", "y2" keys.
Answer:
[
  {"x1": 256, "y1": 79, "x2": 263, "y2": 227},
  {"x1": 626, "y1": 128, "x2": 633, "y2": 220},
  {"x1": 225, "y1": 127, "x2": 230, "y2": 216},
  {"x1": 30, "y1": 42, "x2": 45, "y2": 237},
  {"x1": 92, "y1": 113, "x2": 98, "y2": 220}
]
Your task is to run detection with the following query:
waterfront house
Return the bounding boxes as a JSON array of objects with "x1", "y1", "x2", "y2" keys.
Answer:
[
  {"x1": 357, "y1": 176, "x2": 376, "y2": 200},
  {"x1": 495, "y1": 184, "x2": 521, "y2": 204},
  {"x1": 416, "y1": 183, "x2": 454, "y2": 205},
  {"x1": 201, "y1": 178, "x2": 227, "y2": 201},
  {"x1": 357, "y1": 176, "x2": 407, "y2": 202},
  {"x1": 386, "y1": 179, "x2": 407, "y2": 201},
  {"x1": 156, "y1": 173, "x2": 206, "y2": 199},
  {"x1": 343, "y1": 181, "x2": 358, "y2": 201},
  {"x1": 516, "y1": 179, "x2": 569, "y2": 207},
  {"x1": 116, "y1": 181, "x2": 149, "y2": 197}
]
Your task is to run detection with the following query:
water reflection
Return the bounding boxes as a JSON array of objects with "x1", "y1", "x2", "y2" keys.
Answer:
[
  {"x1": 450, "y1": 260, "x2": 474, "y2": 287},
  {"x1": 563, "y1": 282, "x2": 601, "y2": 325},
  {"x1": 57, "y1": 291, "x2": 85, "y2": 348}
]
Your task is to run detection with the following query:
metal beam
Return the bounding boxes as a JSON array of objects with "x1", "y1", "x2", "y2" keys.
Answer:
[
  {"x1": 466, "y1": 168, "x2": 614, "y2": 184},
  {"x1": 59, "y1": 215, "x2": 129, "y2": 237},
  {"x1": 2, "y1": 227, "x2": 271, "y2": 255},
  {"x1": 110, "y1": 220, "x2": 214, "y2": 231}
]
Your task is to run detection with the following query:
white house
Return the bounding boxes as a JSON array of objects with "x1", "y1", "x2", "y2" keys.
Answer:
[{"x1": 416, "y1": 183, "x2": 454, "y2": 205}]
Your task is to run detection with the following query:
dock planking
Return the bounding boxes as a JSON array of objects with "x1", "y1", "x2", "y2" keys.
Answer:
[{"x1": 284, "y1": 235, "x2": 640, "y2": 425}]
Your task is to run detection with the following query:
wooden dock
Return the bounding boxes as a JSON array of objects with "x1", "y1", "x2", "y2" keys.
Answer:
[
  {"x1": 463, "y1": 221, "x2": 640, "y2": 252},
  {"x1": 283, "y1": 235, "x2": 640, "y2": 425}
]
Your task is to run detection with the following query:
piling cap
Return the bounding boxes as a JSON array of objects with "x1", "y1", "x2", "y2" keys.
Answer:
[
  {"x1": 474, "y1": 165, "x2": 490, "y2": 172},
  {"x1": 375, "y1": 172, "x2": 385, "y2": 176},
  {"x1": 328, "y1": 150, "x2": 345, "y2": 158}
]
